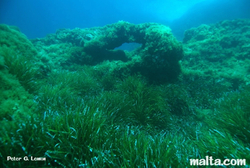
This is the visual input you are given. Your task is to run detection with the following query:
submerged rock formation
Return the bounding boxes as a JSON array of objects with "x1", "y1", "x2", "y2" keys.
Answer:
[
  {"x1": 182, "y1": 19, "x2": 250, "y2": 88},
  {"x1": 32, "y1": 21, "x2": 183, "y2": 83},
  {"x1": 0, "y1": 24, "x2": 38, "y2": 122},
  {"x1": 0, "y1": 24, "x2": 38, "y2": 58}
]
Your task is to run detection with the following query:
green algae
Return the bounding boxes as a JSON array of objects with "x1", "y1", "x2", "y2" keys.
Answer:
[
  {"x1": 182, "y1": 19, "x2": 250, "y2": 88},
  {"x1": 1, "y1": 20, "x2": 250, "y2": 167}
]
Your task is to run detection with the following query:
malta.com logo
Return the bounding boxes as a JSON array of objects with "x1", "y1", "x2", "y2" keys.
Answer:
[{"x1": 190, "y1": 156, "x2": 246, "y2": 166}]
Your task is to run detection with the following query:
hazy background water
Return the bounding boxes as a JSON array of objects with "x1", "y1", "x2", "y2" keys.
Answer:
[{"x1": 1, "y1": 0, "x2": 250, "y2": 40}]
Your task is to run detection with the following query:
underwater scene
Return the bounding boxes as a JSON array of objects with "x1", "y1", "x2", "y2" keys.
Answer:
[{"x1": 1, "y1": 0, "x2": 250, "y2": 167}]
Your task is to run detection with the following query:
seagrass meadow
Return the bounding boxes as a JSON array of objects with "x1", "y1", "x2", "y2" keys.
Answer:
[{"x1": 0, "y1": 19, "x2": 250, "y2": 167}]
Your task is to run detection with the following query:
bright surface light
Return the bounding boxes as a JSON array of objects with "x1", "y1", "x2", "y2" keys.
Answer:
[{"x1": 141, "y1": 0, "x2": 207, "y2": 21}]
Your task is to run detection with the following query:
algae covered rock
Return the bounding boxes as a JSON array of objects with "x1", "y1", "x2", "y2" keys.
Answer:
[
  {"x1": 0, "y1": 24, "x2": 39, "y2": 123},
  {"x1": 182, "y1": 19, "x2": 250, "y2": 87},
  {"x1": 0, "y1": 24, "x2": 44, "y2": 92},
  {"x1": 32, "y1": 21, "x2": 183, "y2": 83},
  {"x1": 0, "y1": 24, "x2": 38, "y2": 58},
  {"x1": 82, "y1": 21, "x2": 183, "y2": 82}
]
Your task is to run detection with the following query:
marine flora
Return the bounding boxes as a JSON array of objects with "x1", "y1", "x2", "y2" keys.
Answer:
[
  {"x1": 0, "y1": 24, "x2": 37, "y2": 58},
  {"x1": 211, "y1": 87, "x2": 250, "y2": 145},
  {"x1": 0, "y1": 25, "x2": 40, "y2": 124},
  {"x1": 88, "y1": 75, "x2": 170, "y2": 130},
  {"x1": 0, "y1": 24, "x2": 47, "y2": 93},
  {"x1": 182, "y1": 19, "x2": 250, "y2": 88},
  {"x1": 1, "y1": 19, "x2": 250, "y2": 167}
]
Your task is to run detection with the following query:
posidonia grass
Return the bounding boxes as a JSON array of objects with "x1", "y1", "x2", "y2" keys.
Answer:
[{"x1": 1, "y1": 54, "x2": 250, "y2": 167}]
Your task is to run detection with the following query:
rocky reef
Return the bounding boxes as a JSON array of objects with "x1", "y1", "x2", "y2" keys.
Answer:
[
  {"x1": 32, "y1": 21, "x2": 183, "y2": 83},
  {"x1": 182, "y1": 19, "x2": 250, "y2": 89},
  {"x1": 0, "y1": 24, "x2": 38, "y2": 122}
]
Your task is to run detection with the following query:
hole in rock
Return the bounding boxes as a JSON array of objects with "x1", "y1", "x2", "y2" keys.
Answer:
[{"x1": 115, "y1": 42, "x2": 142, "y2": 52}]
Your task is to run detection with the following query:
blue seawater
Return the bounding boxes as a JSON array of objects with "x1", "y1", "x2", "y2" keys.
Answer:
[{"x1": 1, "y1": 0, "x2": 250, "y2": 39}]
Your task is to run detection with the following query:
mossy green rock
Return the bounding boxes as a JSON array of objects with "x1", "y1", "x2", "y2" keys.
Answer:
[
  {"x1": 0, "y1": 24, "x2": 38, "y2": 58},
  {"x1": 0, "y1": 24, "x2": 39, "y2": 123},
  {"x1": 32, "y1": 21, "x2": 183, "y2": 83},
  {"x1": 182, "y1": 19, "x2": 250, "y2": 87}
]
